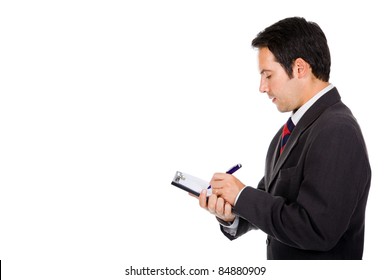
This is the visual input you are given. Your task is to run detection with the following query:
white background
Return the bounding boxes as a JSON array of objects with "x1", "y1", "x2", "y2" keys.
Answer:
[{"x1": 0, "y1": 0, "x2": 388, "y2": 279}]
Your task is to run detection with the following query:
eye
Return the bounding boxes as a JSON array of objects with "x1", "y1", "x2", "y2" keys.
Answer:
[{"x1": 260, "y1": 71, "x2": 272, "y2": 80}]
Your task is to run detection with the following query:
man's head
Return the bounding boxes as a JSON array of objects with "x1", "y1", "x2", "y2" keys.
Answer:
[
  {"x1": 252, "y1": 17, "x2": 331, "y2": 82},
  {"x1": 252, "y1": 17, "x2": 331, "y2": 112}
]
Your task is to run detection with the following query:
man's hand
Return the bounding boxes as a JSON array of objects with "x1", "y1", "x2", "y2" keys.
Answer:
[
  {"x1": 210, "y1": 173, "x2": 245, "y2": 205},
  {"x1": 198, "y1": 190, "x2": 236, "y2": 223}
]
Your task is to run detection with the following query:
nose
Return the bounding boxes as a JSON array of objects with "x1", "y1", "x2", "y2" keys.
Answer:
[{"x1": 259, "y1": 79, "x2": 268, "y2": 93}]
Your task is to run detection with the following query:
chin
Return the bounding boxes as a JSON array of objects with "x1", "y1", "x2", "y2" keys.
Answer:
[{"x1": 276, "y1": 106, "x2": 286, "y2": 113}]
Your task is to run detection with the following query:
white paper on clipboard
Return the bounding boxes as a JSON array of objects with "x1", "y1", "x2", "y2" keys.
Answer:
[{"x1": 171, "y1": 171, "x2": 212, "y2": 197}]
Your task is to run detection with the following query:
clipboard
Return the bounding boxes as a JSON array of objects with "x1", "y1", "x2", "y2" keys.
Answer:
[{"x1": 171, "y1": 171, "x2": 212, "y2": 197}]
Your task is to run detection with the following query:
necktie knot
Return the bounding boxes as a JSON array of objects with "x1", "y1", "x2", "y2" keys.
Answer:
[{"x1": 280, "y1": 117, "x2": 295, "y2": 154}]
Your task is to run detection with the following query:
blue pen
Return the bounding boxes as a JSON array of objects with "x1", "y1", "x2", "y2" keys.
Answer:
[{"x1": 207, "y1": 163, "x2": 242, "y2": 189}]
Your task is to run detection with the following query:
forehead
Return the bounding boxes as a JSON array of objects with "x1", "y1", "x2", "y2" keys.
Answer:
[{"x1": 258, "y1": 47, "x2": 279, "y2": 72}]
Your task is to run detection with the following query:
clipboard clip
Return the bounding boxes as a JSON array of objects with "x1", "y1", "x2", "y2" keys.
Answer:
[{"x1": 174, "y1": 171, "x2": 186, "y2": 182}]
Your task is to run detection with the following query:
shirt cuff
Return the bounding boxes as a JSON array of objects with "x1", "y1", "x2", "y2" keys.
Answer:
[{"x1": 217, "y1": 216, "x2": 239, "y2": 236}]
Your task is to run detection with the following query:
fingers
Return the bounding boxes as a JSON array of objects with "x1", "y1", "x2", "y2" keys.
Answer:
[
  {"x1": 214, "y1": 197, "x2": 235, "y2": 222},
  {"x1": 199, "y1": 191, "x2": 224, "y2": 215},
  {"x1": 210, "y1": 173, "x2": 240, "y2": 190},
  {"x1": 224, "y1": 201, "x2": 232, "y2": 215},
  {"x1": 211, "y1": 172, "x2": 228, "y2": 181},
  {"x1": 198, "y1": 189, "x2": 235, "y2": 222},
  {"x1": 205, "y1": 194, "x2": 230, "y2": 216},
  {"x1": 209, "y1": 173, "x2": 229, "y2": 198},
  {"x1": 215, "y1": 197, "x2": 226, "y2": 216},
  {"x1": 198, "y1": 189, "x2": 208, "y2": 209},
  {"x1": 199, "y1": 190, "x2": 220, "y2": 214},
  {"x1": 209, "y1": 173, "x2": 228, "y2": 189},
  {"x1": 206, "y1": 194, "x2": 218, "y2": 213},
  {"x1": 209, "y1": 173, "x2": 245, "y2": 206}
]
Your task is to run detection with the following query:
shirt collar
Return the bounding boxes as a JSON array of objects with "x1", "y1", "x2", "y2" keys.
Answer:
[{"x1": 291, "y1": 84, "x2": 334, "y2": 125}]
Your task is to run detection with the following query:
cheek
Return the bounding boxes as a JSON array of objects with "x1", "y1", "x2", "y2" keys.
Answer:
[
  {"x1": 276, "y1": 77, "x2": 294, "y2": 97},
  {"x1": 270, "y1": 75, "x2": 285, "y2": 91},
  {"x1": 272, "y1": 81, "x2": 286, "y2": 98}
]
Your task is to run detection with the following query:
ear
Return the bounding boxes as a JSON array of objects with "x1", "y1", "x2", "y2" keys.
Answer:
[{"x1": 293, "y1": 58, "x2": 310, "y2": 78}]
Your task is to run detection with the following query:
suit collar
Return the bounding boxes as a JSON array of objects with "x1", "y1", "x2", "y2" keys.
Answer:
[
  {"x1": 291, "y1": 84, "x2": 334, "y2": 125},
  {"x1": 266, "y1": 87, "x2": 341, "y2": 191}
]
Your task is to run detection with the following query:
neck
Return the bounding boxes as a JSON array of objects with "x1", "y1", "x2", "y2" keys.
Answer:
[{"x1": 302, "y1": 80, "x2": 330, "y2": 104}]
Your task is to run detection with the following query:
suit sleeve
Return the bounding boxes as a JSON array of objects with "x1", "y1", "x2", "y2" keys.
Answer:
[
  {"x1": 220, "y1": 177, "x2": 266, "y2": 240},
  {"x1": 233, "y1": 119, "x2": 370, "y2": 251}
]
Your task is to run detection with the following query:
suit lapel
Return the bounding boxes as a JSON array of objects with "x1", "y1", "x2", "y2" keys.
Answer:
[
  {"x1": 271, "y1": 128, "x2": 282, "y2": 168},
  {"x1": 266, "y1": 87, "x2": 341, "y2": 191}
]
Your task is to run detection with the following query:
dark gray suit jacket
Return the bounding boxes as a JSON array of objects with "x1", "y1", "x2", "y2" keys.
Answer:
[{"x1": 222, "y1": 88, "x2": 371, "y2": 260}]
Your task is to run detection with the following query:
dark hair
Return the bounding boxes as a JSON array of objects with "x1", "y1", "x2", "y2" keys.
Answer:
[{"x1": 252, "y1": 17, "x2": 331, "y2": 82}]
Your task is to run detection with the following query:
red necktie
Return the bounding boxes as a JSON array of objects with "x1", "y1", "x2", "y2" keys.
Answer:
[{"x1": 280, "y1": 117, "x2": 295, "y2": 154}]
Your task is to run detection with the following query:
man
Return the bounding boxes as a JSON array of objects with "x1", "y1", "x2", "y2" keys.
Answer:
[{"x1": 197, "y1": 17, "x2": 371, "y2": 260}]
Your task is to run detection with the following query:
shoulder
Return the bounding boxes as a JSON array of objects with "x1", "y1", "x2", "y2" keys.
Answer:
[
  {"x1": 315, "y1": 100, "x2": 361, "y2": 134},
  {"x1": 306, "y1": 101, "x2": 368, "y2": 157}
]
